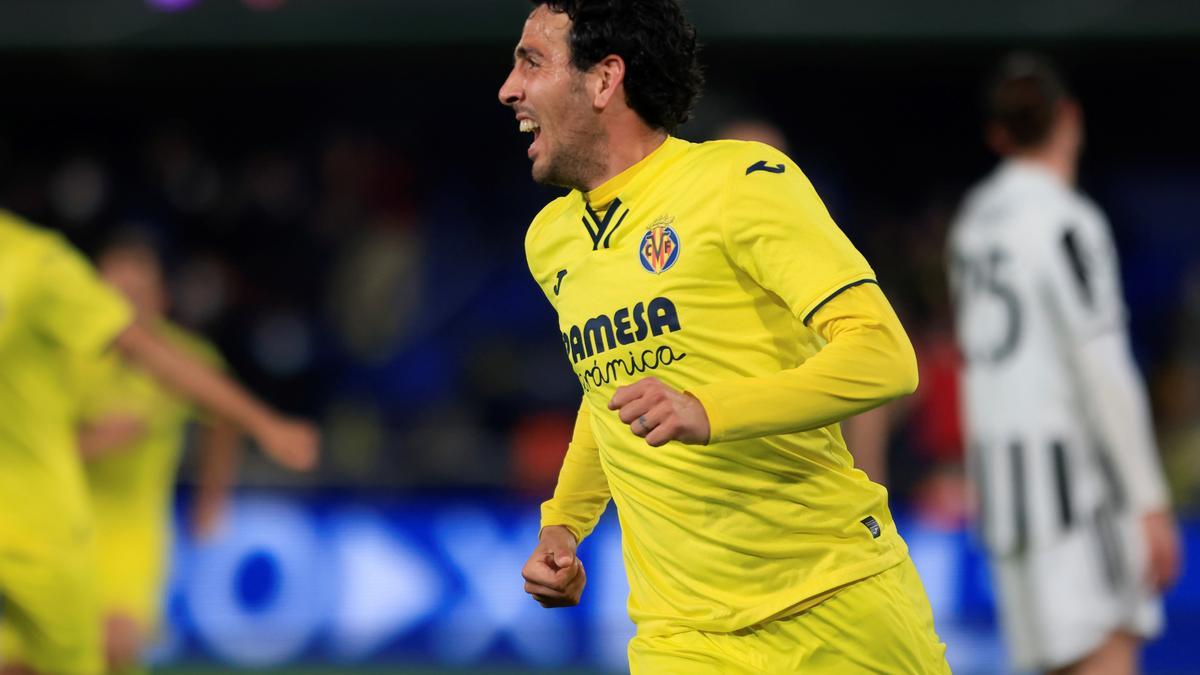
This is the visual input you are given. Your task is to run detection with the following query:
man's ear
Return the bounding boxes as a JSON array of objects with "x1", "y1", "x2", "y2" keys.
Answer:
[{"x1": 591, "y1": 54, "x2": 626, "y2": 110}]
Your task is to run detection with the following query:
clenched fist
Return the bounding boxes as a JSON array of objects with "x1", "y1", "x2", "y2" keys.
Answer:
[{"x1": 522, "y1": 525, "x2": 587, "y2": 608}]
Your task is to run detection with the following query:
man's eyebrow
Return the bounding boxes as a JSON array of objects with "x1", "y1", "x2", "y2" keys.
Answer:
[{"x1": 514, "y1": 45, "x2": 543, "y2": 62}]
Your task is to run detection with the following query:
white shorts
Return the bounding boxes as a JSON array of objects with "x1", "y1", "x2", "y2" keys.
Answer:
[{"x1": 990, "y1": 505, "x2": 1163, "y2": 671}]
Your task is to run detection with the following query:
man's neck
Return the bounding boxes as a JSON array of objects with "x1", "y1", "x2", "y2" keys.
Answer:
[
  {"x1": 581, "y1": 126, "x2": 669, "y2": 192},
  {"x1": 1010, "y1": 144, "x2": 1077, "y2": 187}
]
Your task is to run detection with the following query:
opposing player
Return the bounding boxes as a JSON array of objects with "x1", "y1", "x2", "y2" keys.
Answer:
[
  {"x1": 500, "y1": 1, "x2": 948, "y2": 671},
  {"x1": 0, "y1": 210, "x2": 317, "y2": 675},
  {"x1": 74, "y1": 239, "x2": 251, "y2": 673},
  {"x1": 948, "y1": 53, "x2": 1180, "y2": 674}
]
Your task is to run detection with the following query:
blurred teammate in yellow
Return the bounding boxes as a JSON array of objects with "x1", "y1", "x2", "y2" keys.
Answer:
[
  {"x1": 0, "y1": 210, "x2": 318, "y2": 675},
  {"x1": 74, "y1": 239, "x2": 244, "y2": 673}
]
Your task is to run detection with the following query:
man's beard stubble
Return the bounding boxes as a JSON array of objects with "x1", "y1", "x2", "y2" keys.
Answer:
[
  {"x1": 533, "y1": 87, "x2": 608, "y2": 191},
  {"x1": 534, "y1": 127, "x2": 608, "y2": 191}
]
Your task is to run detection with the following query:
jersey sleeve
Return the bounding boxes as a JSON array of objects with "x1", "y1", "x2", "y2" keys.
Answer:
[
  {"x1": 1074, "y1": 330, "x2": 1170, "y2": 512},
  {"x1": 720, "y1": 143, "x2": 875, "y2": 323},
  {"x1": 33, "y1": 235, "x2": 133, "y2": 356},
  {"x1": 540, "y1": 401, "x2": 611, "y2": 544},
  {"x1": 1038, "y1": 208, "x2": 1169, "y2": 512},
  {"x1": 689, "y1": 282, "x2": 918, "y2": 444},
  {"x1": 524, "y1": 195, "x2": 574, "y2": 306}
]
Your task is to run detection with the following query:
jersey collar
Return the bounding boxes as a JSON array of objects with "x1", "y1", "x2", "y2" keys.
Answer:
[
  {"x1": 1002, "y1": 158, "x2": 1068, "y2": 190},
  {"x1": 582, "y1": 136, "x2": 685, "y2": 208}
]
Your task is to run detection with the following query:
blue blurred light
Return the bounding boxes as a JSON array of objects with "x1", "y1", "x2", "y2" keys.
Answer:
[{"x1": 236, "y1": 550, "x2": 280, "y2": 612}]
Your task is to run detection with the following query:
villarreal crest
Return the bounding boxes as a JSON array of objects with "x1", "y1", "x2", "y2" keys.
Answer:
[{"x1": 639, "y1": 216, "x2": 681, "y2": 274}]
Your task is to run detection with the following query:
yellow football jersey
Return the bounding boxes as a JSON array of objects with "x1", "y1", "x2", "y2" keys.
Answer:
[
  {"x1": 77, "y1": 320, "x2": 223, "y2": 623},
  {"x1": 0, "y1": 210, "x2": 133, "y2": 555},
  {"x1": 527, "y1": 137, "x2": 911, "y2": 637}
]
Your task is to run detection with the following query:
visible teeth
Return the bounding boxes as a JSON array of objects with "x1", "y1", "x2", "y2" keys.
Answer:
[{"x1": 519, "y1": 119, "x2": 540, "y2": 133}]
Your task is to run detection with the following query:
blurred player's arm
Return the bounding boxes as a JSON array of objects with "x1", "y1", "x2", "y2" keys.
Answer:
[
  {"x1": 32, "y1": 235, "x2": 316, "y2": 472},
  {"x1": 1075, "y1": 332, "x2": 1171, "y2": 512},
  {"x1": 523, "y1": 402, "x2": 609, "y2": 607},
  {"x1": 1042, "y1": 215, "x2": 1178, "y2": 590},
  {"x1": 1075, "y1": 329, "x2": 1179, "y2": 590},
  {"x1": 77, "y1": 414, "x2": 148, "y2": 461},
  {"x1": 113, "y1": 321, "x2": 317, "y2": 471},
  {"x1": 190, "y1": 419, "x2": 243, "y2": 539}
]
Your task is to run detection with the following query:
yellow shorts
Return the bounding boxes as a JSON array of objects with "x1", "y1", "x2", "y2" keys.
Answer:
[
  {"x1": 0, "y1": 546, "x2": 103, "y2": 675},
  {"x1": 628, "y1": 557, "x2": 950, "y2": 674}
]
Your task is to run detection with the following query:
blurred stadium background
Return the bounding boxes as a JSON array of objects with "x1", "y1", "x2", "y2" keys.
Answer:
[{"x1": 2, "y1": 1, "x2": 1199, "y2": 673}]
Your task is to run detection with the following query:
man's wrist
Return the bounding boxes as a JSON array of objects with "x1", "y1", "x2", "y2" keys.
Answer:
[{"x1": 539, "y1": 524, "x2": 579, "y2": 546}]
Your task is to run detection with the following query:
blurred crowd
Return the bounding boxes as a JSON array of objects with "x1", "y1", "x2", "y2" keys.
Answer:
[{"x1": 1, "y1": 46, "x2": 1196, "y2": 517}]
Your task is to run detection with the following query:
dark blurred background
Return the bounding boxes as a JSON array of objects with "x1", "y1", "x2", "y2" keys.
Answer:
[{"x1": 1, "y1": 1, "x2": 1198, "y2": 672}]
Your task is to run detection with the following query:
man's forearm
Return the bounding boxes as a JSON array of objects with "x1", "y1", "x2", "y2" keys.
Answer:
[
  {"x1": 541, "y1": 440, "x2": 612, "y2": 544},
  {"x1": 689, "y1": 283, "x2": 918, "y2": 444},
  {"x1": 540, "y1": 405, "x2": 611, "y2": 543},
  {"x1": 196, "y1": 421, "x2": 242, "y2": 498},
  {"x1": 1075, "y1": 330, "x2": 1170, "y2": 512},
  {"x1": 114, "y1": 321, "x2": 275, "y2": 437}
]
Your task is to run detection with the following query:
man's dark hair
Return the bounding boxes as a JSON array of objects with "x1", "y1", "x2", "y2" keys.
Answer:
[
  {"x1": 985, "y1": 52, "x2": 1071, "y2": 149},
  {"x1": 532, "y1": 0, "x2": 704, "y2": 133}
]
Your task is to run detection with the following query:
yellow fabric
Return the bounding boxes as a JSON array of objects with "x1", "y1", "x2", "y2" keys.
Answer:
[
  {"x1": 541, "y1": 402, "x2": 610, "y2": 544},
  {"x1": 527, "y1": 137, "x2": 918, "y2": 637},
  {"x1": 690, "y1": 281, "x2": 917, "y2": 443},
  {"x1": 0, "y1": 546, "x2": 103, "y2": 675},
  {"x1": 0, "y1": 210, "x2": 132, "y2": 673},
  {"x1": 627, "y1": 558, "x2": 950, "y2": 674},
  {"x1": 0, "y1": 211, "x2": 134, "y2": 553},
  {"x1": 0, "y1": 210, "x2": 134, "y2": 551},
  {"x1": 78, "y1": 320, "x2": 223, "y2": 626}
]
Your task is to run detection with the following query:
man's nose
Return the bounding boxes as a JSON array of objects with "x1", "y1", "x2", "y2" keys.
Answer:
[{"x1": 498, "y1": 71, "x2": 522, "y2": 106}]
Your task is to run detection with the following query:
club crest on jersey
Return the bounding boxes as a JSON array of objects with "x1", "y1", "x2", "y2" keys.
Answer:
[{"x1": 639, "y1": 216, "x2": 681, "y2": 274}]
